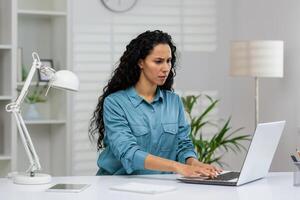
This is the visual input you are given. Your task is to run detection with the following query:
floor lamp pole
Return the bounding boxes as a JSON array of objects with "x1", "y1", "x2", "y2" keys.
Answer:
[{"x1": 255, "y1": 77, "x2": 259, "y2": 128}]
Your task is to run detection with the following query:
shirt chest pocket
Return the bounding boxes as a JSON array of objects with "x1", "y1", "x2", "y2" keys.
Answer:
[
  {"x1": 158, "y1": 123, "x2": 178, "y2": 152},
  {"x1": 131, "y1": 125, "x2": 150, "y2": 150}
]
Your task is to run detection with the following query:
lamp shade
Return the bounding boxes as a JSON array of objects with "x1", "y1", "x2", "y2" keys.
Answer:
[
  {"x1": 51, "y1": 70, "x2": 79, "y2": 91},
  {"x1": 230, "y1": 40, "x2": 284, "y2": 77}
]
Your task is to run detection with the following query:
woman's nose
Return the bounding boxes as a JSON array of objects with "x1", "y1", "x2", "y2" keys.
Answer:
[{"x1": 162, "y1": 62, "x2": 171, "y2": 71}]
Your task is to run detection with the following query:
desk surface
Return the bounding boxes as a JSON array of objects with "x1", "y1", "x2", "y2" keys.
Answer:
[{"x1": 0, "y1": 173, "x2": 299, "y2": 200}]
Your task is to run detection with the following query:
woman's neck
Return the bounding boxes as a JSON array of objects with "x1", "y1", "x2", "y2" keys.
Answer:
[{"x1": 135, "y1": 79, "x2": 157, "y2": 103}]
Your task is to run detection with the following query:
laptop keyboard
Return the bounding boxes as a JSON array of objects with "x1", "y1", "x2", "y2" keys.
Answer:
[
  {"x1": 177, "y1": 171, "x2": 240, "y2": 185},
  {"x1": 211, "y1": 171, "x2": 240, "y2": 181}
]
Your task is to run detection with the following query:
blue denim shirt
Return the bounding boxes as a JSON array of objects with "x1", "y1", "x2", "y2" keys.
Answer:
[{"x1": 97, "y1": 86, "x2": 197, "y2": 175}]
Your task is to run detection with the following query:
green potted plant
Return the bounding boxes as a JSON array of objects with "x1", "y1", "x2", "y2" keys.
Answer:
[
  {"x1": 181, "y1": 95, "x2": 251, "y2": 166},
  {"x1": 22, "y1": 65, "x2": 29, "y2": 82},
  {"x1": 24, "y1": 84, "x2": 47, "y2": 104}
]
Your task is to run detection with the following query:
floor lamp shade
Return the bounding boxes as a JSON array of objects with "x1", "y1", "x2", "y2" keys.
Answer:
[
  {"x1": 230, "y1": 40, "x2": 284, "y2": 78},
  {"x1": 229, "y1": 40, "x2": 284, "y2": 127}
]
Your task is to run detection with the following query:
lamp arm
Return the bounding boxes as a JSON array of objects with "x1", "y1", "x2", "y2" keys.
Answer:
[
  {"x1": 15, "y1": 53, "x2": 41, "y2": 106},
  {"x1": 13, "y1": 111, "x2": 41, "y2": 174},
  {"x1": 5, "y1": 52, "x2": 44, "y2": 176}
]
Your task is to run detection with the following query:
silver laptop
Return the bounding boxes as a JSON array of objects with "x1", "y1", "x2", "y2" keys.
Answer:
[{"x1": 178, "y1": 121, "x2": 285, "y2": 186}]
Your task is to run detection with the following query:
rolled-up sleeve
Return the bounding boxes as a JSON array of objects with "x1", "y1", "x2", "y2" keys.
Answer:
[
  {"x1": 176, "y1": 96, "x2": 197, "y2": 163},
  {"x1": 103, "y1": 96, "x2": 149, "y2": 173}
]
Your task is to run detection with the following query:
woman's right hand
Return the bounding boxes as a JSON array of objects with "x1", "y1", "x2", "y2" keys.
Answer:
[{"x1": 173, "y1": 162, "x2": 218, "y2": 178}]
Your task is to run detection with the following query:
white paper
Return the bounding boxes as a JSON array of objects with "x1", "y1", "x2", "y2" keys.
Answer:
[{"x1": 110, "y1": 182, "x2": 177, "y2": 194}]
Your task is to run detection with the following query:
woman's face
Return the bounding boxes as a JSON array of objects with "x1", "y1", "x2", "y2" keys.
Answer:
[{"x1": 138, "y1": 43, "x2": 172, "y2": 87}]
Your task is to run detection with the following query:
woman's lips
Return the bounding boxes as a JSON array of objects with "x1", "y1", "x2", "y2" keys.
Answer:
[{"x1": 158, "y1": 76, "x2": 167, "y2": 79}]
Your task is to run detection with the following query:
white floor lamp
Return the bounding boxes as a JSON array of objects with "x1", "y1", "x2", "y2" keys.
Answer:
[
  {"x1": 5, "y1": 52, "x2": 79, "y2": 184},
  {"x1": 230, "y1": 40, "x2": 284, "y2": 127}
]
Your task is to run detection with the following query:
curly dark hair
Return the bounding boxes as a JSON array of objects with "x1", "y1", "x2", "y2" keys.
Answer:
[{"x1": 89, "y1": 30, "x2": 177, "y2": 150}]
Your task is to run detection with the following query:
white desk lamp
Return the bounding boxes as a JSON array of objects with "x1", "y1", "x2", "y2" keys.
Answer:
[
  {"x1": 230, "y1": 40, "x2": 284, "y2": 127},
  {"x1": 5, "y1": 52, "x2": 79, "y2": 184}
]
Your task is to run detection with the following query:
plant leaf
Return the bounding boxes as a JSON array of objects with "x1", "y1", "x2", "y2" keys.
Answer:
[{"x1": 181, "y1": 94, "x2": 251, "y2": 166}]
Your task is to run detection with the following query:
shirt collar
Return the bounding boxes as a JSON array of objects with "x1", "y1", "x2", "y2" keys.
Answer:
[
  {"x1": 127, "y1": 86, "x2": 164, "y2": 107},
  {"x1": 153, "y1": 88, "x2": 164, "y2": 103}
]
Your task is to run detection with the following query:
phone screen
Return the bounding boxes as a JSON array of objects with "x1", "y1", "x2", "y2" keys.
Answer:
[{"x1": 47, "y1": 184, "x2": 89, "y2": 192}]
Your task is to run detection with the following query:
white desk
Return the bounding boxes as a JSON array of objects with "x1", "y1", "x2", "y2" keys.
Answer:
[{"x1": 0, "y1": 173, "x2": 299, "y2": 200}]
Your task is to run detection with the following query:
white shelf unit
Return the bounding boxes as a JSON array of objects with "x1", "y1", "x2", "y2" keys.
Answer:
[
  {"x1": 0, "y1": 45, "x2": 12, "y2": 49},
  {"x1": 0, "y1": 0, "x2": 14, "y2": 178},
  {"x1": 0, "y1": 99, "x2": 13, "y2": 177},
  {"x1": 18, "y1": 10, "x2": 67, "y2": 16},
  {"x1": 18, "y1": 0, "x2": 66, "y2": 12},
  {"x1": 17, "y1": 81, "x2": 48, "y2": 87},
  {"x1": 0, "y1": 50, "x2": 12, "y2": 97},
  {"x1": 0, "y1": 96, "x2": 12, "y2": 100},
  {"x1": 0, "y1": 0, "x2": 71, "y2": 177},
  {"x1": 0, "y1": 0, "x2": 12, "y2": 45},
  {"x1": 24, "y1": 120, "x2": 66, "y2": 125},
  {"x1": 0, "y1": 156, "x2": 11, "y2": 161}
]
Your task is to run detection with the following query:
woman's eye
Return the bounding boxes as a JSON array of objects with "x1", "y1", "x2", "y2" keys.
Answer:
[{"x1": 155, "y1": 60, "x2": 162, "y2": 64}]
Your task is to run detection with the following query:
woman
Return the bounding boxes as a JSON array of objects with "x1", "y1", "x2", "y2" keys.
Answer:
[{"x1": 89, "y1": 30, "x2": 221, "y2": 177}]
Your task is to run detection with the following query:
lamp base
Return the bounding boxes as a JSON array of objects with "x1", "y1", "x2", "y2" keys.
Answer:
[{"x1": 13, "y1": 173, "x2": 51, "y2": 184}]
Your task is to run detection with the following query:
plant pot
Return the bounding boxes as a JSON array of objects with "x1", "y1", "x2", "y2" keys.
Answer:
[{"x1": 24, "y1": 104, "x2": 41, "y2": 120}]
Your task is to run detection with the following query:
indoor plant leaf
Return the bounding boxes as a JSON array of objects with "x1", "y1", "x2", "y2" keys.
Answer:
[{"x1": 182, "y1": 94, "x2": 251, "y2": 166}]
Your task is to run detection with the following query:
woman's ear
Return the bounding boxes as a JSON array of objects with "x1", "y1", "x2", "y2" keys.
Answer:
[{"x1": 138, "y1": 59, "x2": 144, "y2": 69}]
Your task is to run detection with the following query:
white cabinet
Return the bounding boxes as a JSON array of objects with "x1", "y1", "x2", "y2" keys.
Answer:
[
  {"x1": 0, "y1": 0, "x2": 14, "y2": 178},
  {"x1": 0, "y1": 0, "x2": 71, "y2": 177}
]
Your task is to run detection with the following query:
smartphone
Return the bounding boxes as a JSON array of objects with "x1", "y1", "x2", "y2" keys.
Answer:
[{"x1": 46, "y1": 184, "x2": 90, "y2": 193}]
